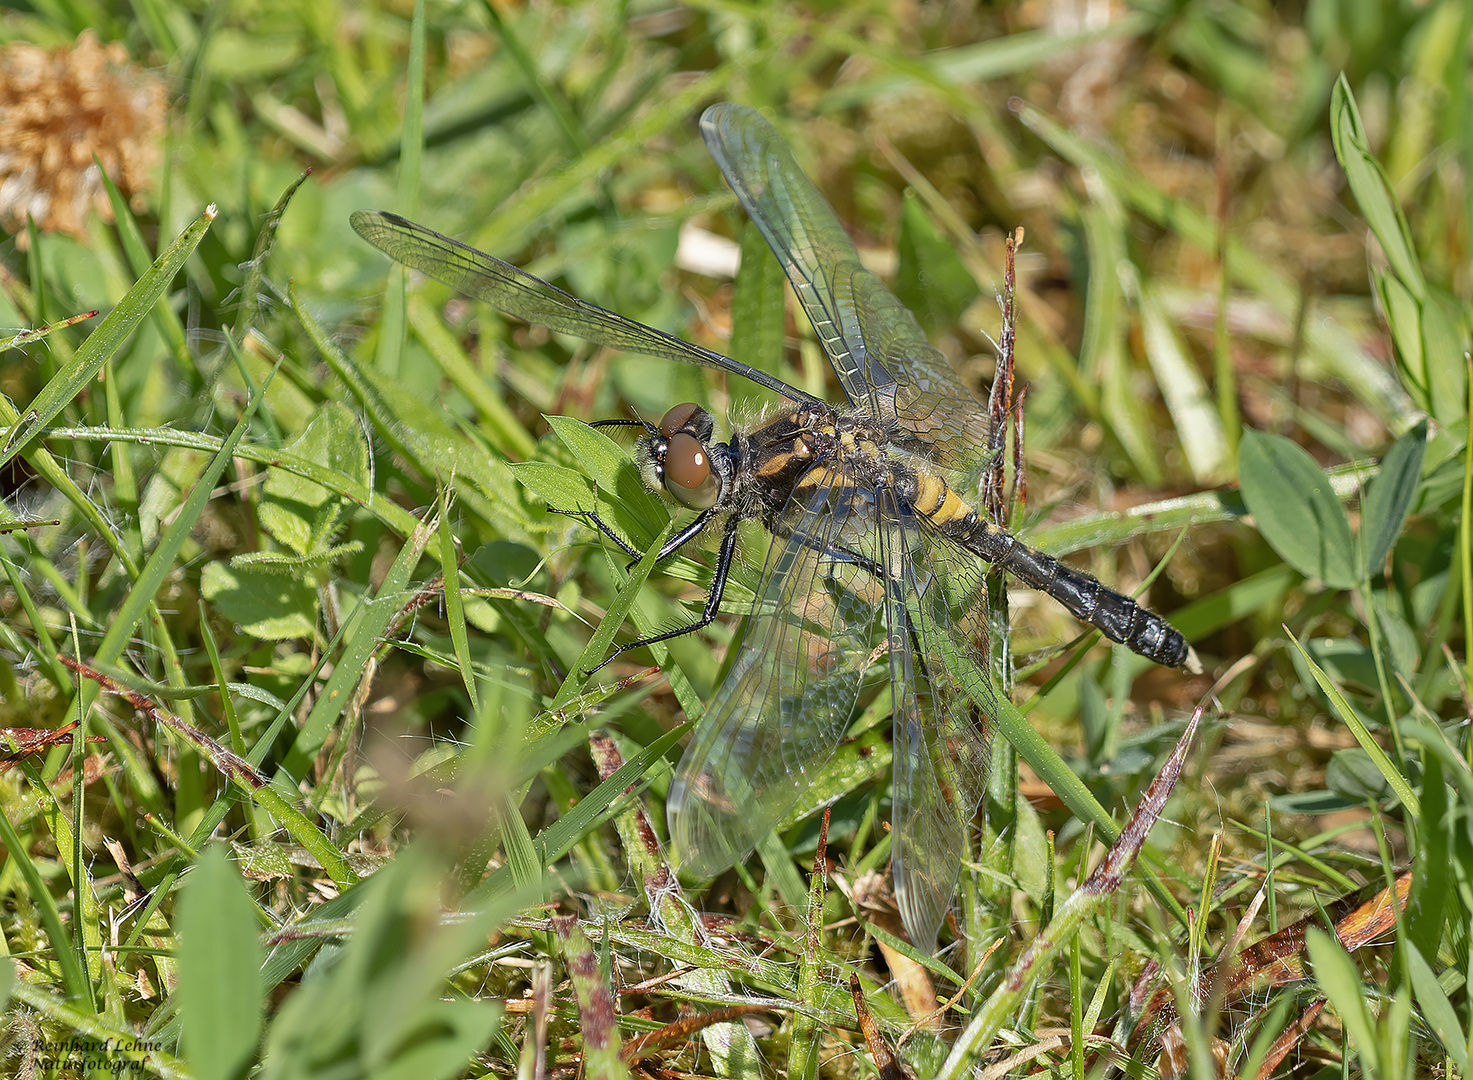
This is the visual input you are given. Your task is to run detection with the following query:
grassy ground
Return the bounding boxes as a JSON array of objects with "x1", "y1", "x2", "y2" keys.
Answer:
[{"x1": 0, "y1": 1, "x2": 1468, "y2": 1077}]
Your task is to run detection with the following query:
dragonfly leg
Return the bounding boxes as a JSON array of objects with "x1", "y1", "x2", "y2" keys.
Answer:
[
  {"x1": 584, "y1": 515, "x2": 740, "y2": 676},
  {"x1": 552, "y1": 503, "x2": 719, "y2": 572},
  {"x1": 546, "y1": 505, "x2": 642, "y2": 560}
]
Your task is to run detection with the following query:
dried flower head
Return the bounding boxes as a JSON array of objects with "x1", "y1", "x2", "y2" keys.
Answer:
[{"x1": 0, "y1": 31, "x2": 167, "y2": 246}]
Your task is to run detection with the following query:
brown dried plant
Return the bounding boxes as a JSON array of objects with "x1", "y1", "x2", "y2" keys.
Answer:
[{"x1": 0, "y1": 31, "x2": 166, "y2": 245}]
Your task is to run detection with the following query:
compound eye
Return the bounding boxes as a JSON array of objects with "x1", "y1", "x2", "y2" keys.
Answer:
[
  {"x1": 659, "y1": 402, "x2": 703, "y2": 438},
  {"x1": 664, "y1": 432, "x2": 720, "y2": 509}
]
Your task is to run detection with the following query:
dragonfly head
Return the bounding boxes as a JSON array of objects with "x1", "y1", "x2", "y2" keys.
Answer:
[{"x1": 651, "y1": 402, "x2": 722, "y2": 510}]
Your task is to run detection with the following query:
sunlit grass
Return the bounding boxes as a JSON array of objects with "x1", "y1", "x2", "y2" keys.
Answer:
[{"x1": 0, "y1": 3, "x2": 1467, "y2": 1078}]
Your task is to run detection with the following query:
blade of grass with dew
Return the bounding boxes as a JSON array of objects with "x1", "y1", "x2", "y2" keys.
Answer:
[
  {"x1": 96, "y1": 161, "x2": 192, "y2": 378},
  {"x1": 0, "y1": 309, "x2": 95, "y2": 351},
  {"x1": 0, "y1": 203, "x2": 215, "y2": 470}
]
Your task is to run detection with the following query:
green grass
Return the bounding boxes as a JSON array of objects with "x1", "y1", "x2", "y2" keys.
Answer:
[{"x1": 0, "y1": 2, "x2": 1470, "y2": 1077}]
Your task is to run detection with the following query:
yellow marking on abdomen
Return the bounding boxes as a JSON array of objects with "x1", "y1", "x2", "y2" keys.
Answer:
[{"x1": 914, "y1": 474, "x2": 971, "y2": 524}]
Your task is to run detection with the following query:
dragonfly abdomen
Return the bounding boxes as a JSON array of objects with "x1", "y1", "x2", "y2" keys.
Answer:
[{"x1": 946, "y1": 513, "x2": 1198, "y2": 672}]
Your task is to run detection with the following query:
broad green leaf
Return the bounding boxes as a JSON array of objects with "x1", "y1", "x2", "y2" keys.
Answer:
[
  {"x1": 895, "y1": 191, "x2": 979, "y2": 335},
  {"x1": 365, "y1": 998, "x2": 503, "y2": 1080},
  {"x1": 509, "y1": 460, "x2": 597, "y2": 512},
  {"x1": 264, "y1": 403, "x2": 371, "y2": 510},
  {"x1": 1329, "y1": 76, "x2": 1424, "y2": 298},
  {"x1": 1405, "y1": 938, "x2": 1467, "y2": 1071},
  {"x1": 1360, "y1": 419, "x2": 1426, "y2": 573},
  {"x1": 201, "y1": 561, "x2": 318, "y2": 641},
  {"x1": 1325, "y1": 748, "x2": 1387, "y2": 801},
  {"x1": 179, "y1": 848, "x2": 264, "y2": 1080},
  {"x1": 1420, "y1": 291, "x2": 1469, "y2": 424},
  {"x1": 1308, "y1": 928, "x2": 1381, "y2": 1077},
  {"x1": 545, "y1": 414, "x2": 642, "y2": 496},
  {"x1": 1375, "y1": 272, "x2": 1427, "y2": 410},
  {"x1": 1238, "y1": 428, "x2": 1355, "y2": 589},
  {"x1": 540, "y1": 415, "x2": 667, "y2": 538}
]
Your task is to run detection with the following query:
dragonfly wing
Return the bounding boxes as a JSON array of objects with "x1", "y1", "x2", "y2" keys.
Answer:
[
  {"x1": 350, "y1": 210, "x2": 816, "y2": 406},
  {"x1": 849, "y1": 271, "x2": 990, "y2": 471},
  {"x1": 877, "y1": 490, "x2": 994, "y2": 948},
  {"x1": 669, "y1": 466, "x2": 886, "y2": 878},
  {"x1": 701, "y1": 104, "x2": 991, "y2": 471}
]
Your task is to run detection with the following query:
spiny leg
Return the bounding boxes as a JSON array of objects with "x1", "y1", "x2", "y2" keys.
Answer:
[{"x1": 585, "y1": 515, "x2": 741, "y2": 675}]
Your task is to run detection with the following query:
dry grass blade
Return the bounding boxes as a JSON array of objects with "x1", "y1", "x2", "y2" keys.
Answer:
[
  {"x1": 1134, "y1": 871, "x2": 1413, "y2": 1078},
  {"x1": 851, "y1": 974, "x2": 911, "y2": 1080},
  {"x1": 619, "y1": 1005, "x2": 778, "y2": 1069}
]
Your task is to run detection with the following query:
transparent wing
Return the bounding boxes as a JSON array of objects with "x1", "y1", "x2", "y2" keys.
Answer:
[
  {"x1": 668, "y1": 466, "x2": 887, "y2": 877},
  {"x1": 700, "y1": 104, "x2": 991, "y2": 470},
  {"x1": 350, "y1": 209, "x2": 817, "y2": 407},
  {"x1": 877, "y1": 490, "x2": 995, "y2": 948}
]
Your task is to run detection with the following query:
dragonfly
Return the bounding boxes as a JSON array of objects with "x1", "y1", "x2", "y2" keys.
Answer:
[{"x1": 351, "y1": 103, "x2": 1199, "y2": 948}]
